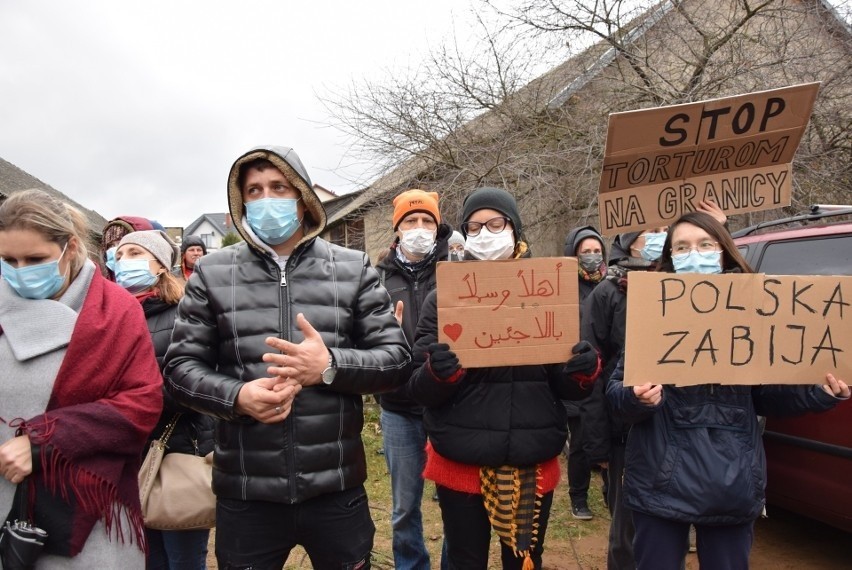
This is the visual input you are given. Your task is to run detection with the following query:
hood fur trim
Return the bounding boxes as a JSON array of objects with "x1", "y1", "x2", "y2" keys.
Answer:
[{"x1": 227, "y1": 146, "x2": 327, "y2": 254}]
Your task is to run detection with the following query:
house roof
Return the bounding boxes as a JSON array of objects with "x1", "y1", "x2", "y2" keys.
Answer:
[
  {"x1": 325, "y1": 0, "x2": 852, "y2": 227},
  {"x1": 0, "y1": 157, "x2": 107, "y2": 232},
  {"x1": 323, "y1": 190, "x2": 367, "y2": 229},
  {"x1": 323, "y1": 6, "x2": 633, "y2": 226},
  {"x1": 313, "y1": 183, "x2": 338, "y2": 203},
  {"x1": 185, "y1": 212, "x2": 232, "y2": 237}
]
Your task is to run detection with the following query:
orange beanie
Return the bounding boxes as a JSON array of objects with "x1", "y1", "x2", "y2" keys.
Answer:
[{"x1": 393, "y1": 189, "x2": 440, "y2": 229}]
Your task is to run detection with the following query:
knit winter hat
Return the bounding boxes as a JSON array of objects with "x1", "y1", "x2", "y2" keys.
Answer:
[
  {"x1": 101, "y1": 216, "x2": 155, "y2": 251},
  {"x1": 448, "y1": 231, "x2": 465, "y2": 247},
  {"x1": 180, "y1": 235, "x2": 208, "y2": 255},
  {"x1": 392, "y1": 189, "x2": 441, "y2": 230},
  {"x1": 118, "y1": 230, "x2": 180, "y2": 270},
  {"x1": 564, "y1": 226, "x2": 606, "y2": 257},
  {"x1": 460, "y1": 187, "x2": 522, "y2": 240}
]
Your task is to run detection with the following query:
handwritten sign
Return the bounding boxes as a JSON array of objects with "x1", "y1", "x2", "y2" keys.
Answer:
[
  {"x1": 625, "y1": 272, "x2": 851, "y2": 386},
  {"x1": 598, "y1": 83, "x2": 820, "y2": 236},
  {"x1": 437, "y1": 257, "x2": 579, "y2": 368}
]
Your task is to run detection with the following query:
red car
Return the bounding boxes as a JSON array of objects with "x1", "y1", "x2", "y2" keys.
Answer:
[{"x1": 733, "y1": 206, "x2": 852, "y2": 533}]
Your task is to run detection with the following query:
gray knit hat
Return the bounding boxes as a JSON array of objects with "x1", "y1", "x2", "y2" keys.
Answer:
[
  {"x1": 460, "y1": 187, "x2": 523, "y2": 240},
  {"x1": 448, "y1": 231, "x2": 465, "y2": 247},
  {"x1": 118, "y1": 230, "x2": 180, "y2": 270}
]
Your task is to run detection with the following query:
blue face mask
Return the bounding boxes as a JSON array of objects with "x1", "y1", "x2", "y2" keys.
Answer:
[
  {"x1": 105, "y1": 246, "x2": 117, "y2": 273},
  {"x1": 245, "y1": 198, "x2": 302, "y2": 245},
  {"x1": 640, "y1": 232, "x2": 667, "y2": 261},
  {"x1": 672, "y1": 250, "x2": 723, "y2": 274},
  {"x1": 115, "y1": 259, "x2": 159, "y2": 294},
  {"x1": 0, "y1": 244, "x2": 68, "y2": 300}
]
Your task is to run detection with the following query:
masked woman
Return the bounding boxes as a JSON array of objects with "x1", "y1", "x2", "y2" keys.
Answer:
[
  {"x1": 560, "y1": 225, "x2": 608, "y2": 521},
  {"x1": 0, "y1": 189, "x2": 162, "y2": 568},
  {"x1": 114, "y1": 230, "x2": 215, "y2": 570},
  {"x1": 409, "y1": 187, "x2": 600, "y2": 570},
  {"x1": 606, "y1": 211, "x2": 850, "y2": 570}
]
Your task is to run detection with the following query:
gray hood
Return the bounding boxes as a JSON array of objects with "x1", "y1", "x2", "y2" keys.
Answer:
[
  {"x1": 563, "y1": 225, "x2": 606, "y2": 260},
  {"x1": 227, "y1": 145, "x2": 327, "y2": 254}
]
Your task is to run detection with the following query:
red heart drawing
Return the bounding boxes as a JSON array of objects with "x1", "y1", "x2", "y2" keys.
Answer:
[{"x1": 443, "y1": 323, "x2": 463, "y2": 342}]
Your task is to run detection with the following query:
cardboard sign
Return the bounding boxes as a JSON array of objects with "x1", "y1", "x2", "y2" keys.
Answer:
[
  {"x1": 624, "y1": 272, "x2": 851, "y2": 386},
  {"x1": 598, "y1": 83, "x2": 820, "y2": 236},
  {"x1": 436, "y1": 257, "x2": 579, "y2": 368}
]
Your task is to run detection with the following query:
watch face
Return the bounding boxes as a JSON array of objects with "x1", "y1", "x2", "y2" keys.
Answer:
[{"x1": 322, "y1": 367, "x2": 336, "y2": 384}]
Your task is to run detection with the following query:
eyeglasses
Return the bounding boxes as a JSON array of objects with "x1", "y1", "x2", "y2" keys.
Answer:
[
  {"x1": 671, "y1": 240, "x2": 720, "y2": 255},
  {"x1": 462, "y1": 216, "x2": 511, "y2": 237}
]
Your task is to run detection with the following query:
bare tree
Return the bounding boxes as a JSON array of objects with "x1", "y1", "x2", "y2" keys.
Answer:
[{"x1": 325, "y1": 0, "x2": 852, "y2": 255}]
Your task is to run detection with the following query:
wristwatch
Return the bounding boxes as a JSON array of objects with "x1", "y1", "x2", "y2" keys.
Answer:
[{"x1": 321, "y1": 352, "x2": 337, "y2": 385}]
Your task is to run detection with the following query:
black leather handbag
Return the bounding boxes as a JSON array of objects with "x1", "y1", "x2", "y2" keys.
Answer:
[{"x1": 0, "y1": 479, "x2": 48, "y2": 570}]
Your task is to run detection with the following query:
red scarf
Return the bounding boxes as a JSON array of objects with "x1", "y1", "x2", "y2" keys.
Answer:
[{"x1": 17, "y1": 271, "x2": 163, "y2": 556}]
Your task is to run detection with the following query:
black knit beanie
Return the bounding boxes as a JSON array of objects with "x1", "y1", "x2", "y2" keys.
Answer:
[
  {"x1": 181, "y1": 235, "x2": 208, "y2": 255},
  {"x1": 460, "y1": 187, "x2": 523, "y2": 240}
]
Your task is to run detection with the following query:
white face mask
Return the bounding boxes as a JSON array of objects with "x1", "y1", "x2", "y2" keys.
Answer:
[
  {"x1": 399, "y1": 228, "x2": 436, "y2": 257},
  {"x1": 465, "y1": 229, "x2": 515, "y2": 260}
]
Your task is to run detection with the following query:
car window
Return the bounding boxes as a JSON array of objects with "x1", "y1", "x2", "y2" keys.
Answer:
[{"x1": 756, "y1": 235, "x2": 852, "y2": 275}]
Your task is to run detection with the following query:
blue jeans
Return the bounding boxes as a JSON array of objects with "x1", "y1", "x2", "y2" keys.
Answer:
[
  {"x1": 145, "y1": 528, "x2": 209, "y2": 570},
  {"x1": 381, "y1": 409, "x2": 431, "y2": 570}
]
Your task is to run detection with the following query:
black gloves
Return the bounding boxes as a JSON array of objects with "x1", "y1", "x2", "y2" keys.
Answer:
[
  {"x1": 427, "y1": 343, "x2": 464, "y2": 383},
  {"x1": 565, "y1": 341, "x2": 599, "y2": 377}
]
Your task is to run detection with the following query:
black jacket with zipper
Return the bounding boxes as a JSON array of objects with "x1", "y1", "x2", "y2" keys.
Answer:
[
  {"x1": 142, "y1": 296, "x2": 214, "y2": 457},
  {"x1": 375, "y1": 223, "x2": 451, "y2": 416},
  {"x1": 164, "y1": 237, "x2": 410, "y2": 504}
]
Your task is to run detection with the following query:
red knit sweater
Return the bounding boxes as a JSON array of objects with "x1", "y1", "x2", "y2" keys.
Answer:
[{"x1": 422, "y1": 441, "x2": 561, "y2": 494}]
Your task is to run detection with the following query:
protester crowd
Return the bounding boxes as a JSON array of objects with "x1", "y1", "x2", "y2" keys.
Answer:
[{"x1": 0, "y1": 144, "x2": 848, "y2": 570}]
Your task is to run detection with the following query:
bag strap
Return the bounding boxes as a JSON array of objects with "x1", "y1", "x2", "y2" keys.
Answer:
[{"x1": 158, "y1": 413, "x2": 182, "y2": 446}]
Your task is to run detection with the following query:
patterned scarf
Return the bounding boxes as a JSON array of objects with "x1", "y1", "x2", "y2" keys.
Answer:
[
  {"x1": 578, "y1": 263, "x2": 606, "y2": 283},
  {"x1": 480, "y1": 465, "x2": 542, "y2": 570}
]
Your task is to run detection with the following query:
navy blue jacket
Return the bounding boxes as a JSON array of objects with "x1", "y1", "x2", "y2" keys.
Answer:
[{"x1": 606, "y1": 356, "x2": 840, "y2": 525}]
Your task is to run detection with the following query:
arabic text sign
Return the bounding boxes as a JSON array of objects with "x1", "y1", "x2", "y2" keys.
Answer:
[
  {"x1": 598, "y1": 83, "x2": 820, "y2": 236},
  {"x1": 437, "y1": 257, "x2": 579, "y2": 368},
  {"x1": 624, "y1": 272, "x2": 851, "y2": 386}
]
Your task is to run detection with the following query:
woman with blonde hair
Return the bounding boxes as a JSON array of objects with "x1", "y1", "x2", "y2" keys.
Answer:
[
  {"x1": 115, "y1": 230, "x2": 215, "y2": 569},
  {"x1": 0, "y1": 189, "x2": 162, "y2": 568}
]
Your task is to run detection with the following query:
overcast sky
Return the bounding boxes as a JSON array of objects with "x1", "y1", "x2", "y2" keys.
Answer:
[{"x1": 0, "y1": 1, "x2": 485, "y2": 227}]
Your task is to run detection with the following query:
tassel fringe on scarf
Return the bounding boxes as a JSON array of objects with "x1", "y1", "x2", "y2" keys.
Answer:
[{"x1": 481, "y1": 465, "x2": 543, "y2": 570}]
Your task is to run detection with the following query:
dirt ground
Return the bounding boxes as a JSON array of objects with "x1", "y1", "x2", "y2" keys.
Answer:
[
  {"x1": 204, "y1": 457, "x2": 851, "y2": 569},
  {"x1": 204, "y1": 485, "x2": 851, "y2": 569}
]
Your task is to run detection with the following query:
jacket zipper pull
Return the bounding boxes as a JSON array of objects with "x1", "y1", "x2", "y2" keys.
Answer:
[{"x1": 280, "y1": 269, "x2": 287, "y2": 287}]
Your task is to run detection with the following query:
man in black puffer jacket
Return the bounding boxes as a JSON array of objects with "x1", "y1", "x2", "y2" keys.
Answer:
[{"x1": 164, "y1": 145, "x2": 410, "y2": 569}]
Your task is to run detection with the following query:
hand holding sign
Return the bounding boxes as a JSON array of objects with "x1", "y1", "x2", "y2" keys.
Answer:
[
  {"x1": 696, "y1": 199, "x2": 727, "y2": 225},
  {"x1": 634, "y1": 383, "x2": 663, "y2": 406},
  {"x1": 427, "y1": 343, "x2": 464, "y2": 383},
  {"x1": 821, "y1": 373, "x2": 850, "y2": 399},
  {"x1": 565, "y1": 341, "x2": 599, "y2": 377}
]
